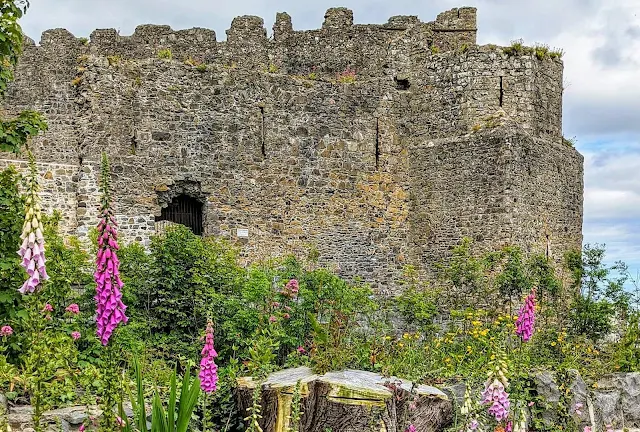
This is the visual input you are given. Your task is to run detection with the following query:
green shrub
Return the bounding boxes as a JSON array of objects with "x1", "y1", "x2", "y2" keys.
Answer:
[
  {"x1": 0, "y1": 166, "x2": 25, "y2": 322},
  {"x1": 41, "y1": 212, "x2": 92, "y2": 313}
]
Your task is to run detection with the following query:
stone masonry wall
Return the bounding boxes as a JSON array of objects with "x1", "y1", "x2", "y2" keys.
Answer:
[
  {"x1": 0, "y1": 159, "x2": 79, "y2": 237},
  {"x1": 0, "y1": 6, "x2": 583, "y2": 291}
]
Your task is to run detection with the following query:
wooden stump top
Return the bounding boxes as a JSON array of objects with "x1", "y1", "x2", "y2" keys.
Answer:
[{"x1": 237, "y1": 367, "x2": 452, "y2": 432}]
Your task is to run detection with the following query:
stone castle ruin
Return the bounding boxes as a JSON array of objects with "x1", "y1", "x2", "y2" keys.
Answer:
[{"x1": 0, "y1": 7, "x2": 583, "y2": 291}]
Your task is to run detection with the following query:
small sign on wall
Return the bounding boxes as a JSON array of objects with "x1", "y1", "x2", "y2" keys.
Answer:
[{"x1": 237, "y1": 228, "x2": 249, "y2": 238}]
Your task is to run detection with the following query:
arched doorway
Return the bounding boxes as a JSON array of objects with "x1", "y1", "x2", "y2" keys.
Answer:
[{"x1": 155, "y1": 194, "x2": 203, "y2": 235}]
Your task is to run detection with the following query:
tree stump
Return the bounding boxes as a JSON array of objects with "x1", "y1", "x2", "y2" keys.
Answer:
[{"x1": 237, "y1": 367, "x2": 453, "y2": 432}]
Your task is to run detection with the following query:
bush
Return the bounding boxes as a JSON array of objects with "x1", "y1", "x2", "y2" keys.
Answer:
[
  {"x1": 127, "y1": 224, "x2": 243, "y2": 359},
  {"x1": 0, "y1": 166, "x2": 25, "y2": 322}
]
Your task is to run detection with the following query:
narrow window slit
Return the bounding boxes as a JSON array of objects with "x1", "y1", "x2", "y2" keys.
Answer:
[
  {"x1": 545, "y1": 234, "x2": 550, "y2": 259},
  {"x1": 499, "y1": 76, "x2": 504, "y2": 107},
  {"x1": 260, "y1": 106, "x2": 266, "y2": 157},
  {"x1": 375, "y1": 118, "x2": 380, "y2": 170},
  {"x1": 130, "y1": 132, "x2": 137, "y2": 155}
]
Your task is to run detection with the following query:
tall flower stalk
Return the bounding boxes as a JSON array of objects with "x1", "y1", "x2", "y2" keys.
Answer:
[
  {"x1": 515, "y1": 289, "x2": 536, "y2": 342},
  {"x1": 199, "y1": 320, "x2": 219, "y2": 393},
  {"x1": 199, "y1": 320, "x2": 218, "y2": 432},
  {"x1": 14, "y1": 153, "x2": 50, "y2": 432},
  {"x1": 94, "y1": 153, "x2": 128, "y2": 346},
  {"x1": 481, "y1": 351, "x2": 511, "y2": 423},
  {"x1": 94, "y1": 153, "x2": 127, "y2": 431},
  {"x1": 17, "y1": 152, "x2": 48, "y2": 294}
]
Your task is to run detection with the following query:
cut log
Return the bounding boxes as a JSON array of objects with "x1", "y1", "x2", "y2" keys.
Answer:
[{"x1": 237, "y1": 367, "x2": 453, "y2": 432}]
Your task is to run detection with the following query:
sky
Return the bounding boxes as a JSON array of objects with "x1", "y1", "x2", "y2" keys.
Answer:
[{"x1": 18, "y1": 0, "x2": 640, "y2": 279}]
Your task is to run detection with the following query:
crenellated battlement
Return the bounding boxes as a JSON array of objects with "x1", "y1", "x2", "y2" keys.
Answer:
[{"x1": 23, "y1": 7, "x2": 477, "y2": 71}]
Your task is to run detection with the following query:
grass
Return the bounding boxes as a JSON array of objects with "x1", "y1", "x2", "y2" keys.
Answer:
[
  {"x1": 158, "y1": 49, "x2": 173, "y2": 60},
  {"x1": 107, "y1": 55, "x2": 121, "y2": 66},
  {"x1": 562, "y1": 136, "x2": 577, "y2": 147},
  {"x1": 503, "y1": 39, "x2": 564, "y2": 60}
]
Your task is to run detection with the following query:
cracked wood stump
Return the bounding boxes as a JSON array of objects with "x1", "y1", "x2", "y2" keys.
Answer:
[{"x1": 236, "y1": 367, "x2": 453, "y2": 432}]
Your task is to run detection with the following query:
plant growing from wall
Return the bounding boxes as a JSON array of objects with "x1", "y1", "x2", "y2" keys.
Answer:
[
  {"x1": 158, "y1": 49, "x2": 173, "y2": 60},
  {"x1": 0, "y1": 0, "x2": 48, "y2": 153},
  {"x1": 336, "y1": 66, "x2": 356, "y2": 84}
]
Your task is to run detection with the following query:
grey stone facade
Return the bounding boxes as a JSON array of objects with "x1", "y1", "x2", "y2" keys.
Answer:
[{"x1": 0, "y1": 6, "x2": 583, "y2": 291}]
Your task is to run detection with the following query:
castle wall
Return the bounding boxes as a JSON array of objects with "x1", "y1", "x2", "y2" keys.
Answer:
[
  {"x1": 407, "y1": 130, "x2": 583, "y2": 274},
  {"x1": 0, "y1": 159, "x2": 80, "y2": 237},
  {"x1": 0, "y1": 7, "x2": 583, "y2": 291}
]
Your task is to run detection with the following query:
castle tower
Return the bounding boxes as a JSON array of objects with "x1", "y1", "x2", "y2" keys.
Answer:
[{"x1": 0, "y1": 7, "x2": 583, "y2": 291}]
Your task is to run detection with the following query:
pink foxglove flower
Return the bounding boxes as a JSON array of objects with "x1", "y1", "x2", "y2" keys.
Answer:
[
  {"x1": 405, "y1": 425, "x2": 416, "y2": 432},
  {"x1": 17, "y1": 153, "x2": 49, "y2": 294},
  {"x1": 94, "y1": 153, "x2": 128, "y2": 345},
  {"x1": 65, "y1": 303, "x2": 80, "y2": 314},
  {"x1": 0, "y1": 325, "x2": 13, "y2": 336},
  {"x1": 199, "y1": 320, "x2": 219, "y2": 393},
  {"x1": 42, "y1": 303, "x2": 53, "y2": 312},
  {"x1": 481, "y1": 378, "x2": 511, "y2": 422},
  {"x1": 71, "y1": 331, "x2": 81, "y2": 340},
  {"x1": 79, "y1": 425, "x2": 85, "y2": 432},
  {"x1": 515, "y1": 289, "x2": 536, "y2": 342}
]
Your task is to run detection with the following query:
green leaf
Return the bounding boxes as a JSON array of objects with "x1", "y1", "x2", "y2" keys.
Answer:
[{"x1": 168, "y1": 369, "x2": 176, "y2": 432}]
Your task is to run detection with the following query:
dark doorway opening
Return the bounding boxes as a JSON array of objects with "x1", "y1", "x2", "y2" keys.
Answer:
[{"x1": 155, "y1": 194, "x2": 203, "y2": 235}]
